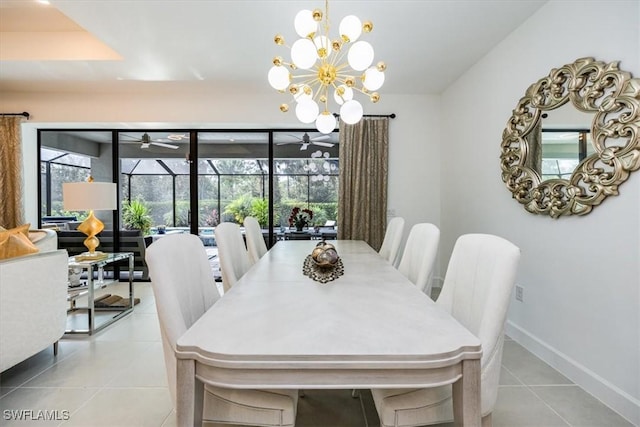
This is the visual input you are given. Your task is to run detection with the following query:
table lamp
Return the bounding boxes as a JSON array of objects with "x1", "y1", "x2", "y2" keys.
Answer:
[{"x1": 63, "y1": 177, "x2": 117, "y2": 260}]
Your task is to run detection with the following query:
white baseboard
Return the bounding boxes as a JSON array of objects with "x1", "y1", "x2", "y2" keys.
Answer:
[{"x1": 506, "y1": 320, "x2": 640, "y2": 426}]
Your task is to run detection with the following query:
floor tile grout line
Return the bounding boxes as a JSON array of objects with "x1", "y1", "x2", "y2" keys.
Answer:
[
  {"x1": 159, "y1": 409, "x2": 175, "y2": 427},
  {"x1": 501, "y1": 364, "x2": 573, "y2": 426},
  {"x1": 55, "y1": 386, "x2": 103, "y2": 427},
  {"x1": 501, "y1": 364, "x2": 525, "y2": 386},
  {"x1": 524, "y1": 381, "x2": 574, "y2": 427}
]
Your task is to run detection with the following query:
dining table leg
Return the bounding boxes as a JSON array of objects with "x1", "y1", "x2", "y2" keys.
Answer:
[
  {"x1": 452, "y1": 358, "x2": 481, "y2": 426},
  {"x1": 176, "y1": 358, "x2": 203, "y2": 427}
]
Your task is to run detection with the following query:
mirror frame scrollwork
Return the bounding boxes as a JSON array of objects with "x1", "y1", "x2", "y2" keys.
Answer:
[{"x1": 500, "y1": 57, "x2": 640, "y2": 218}]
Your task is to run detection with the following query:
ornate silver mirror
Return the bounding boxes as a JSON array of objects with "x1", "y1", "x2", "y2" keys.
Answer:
[{"x1": 500, "y1": 57, "x2": 640, "y2": 218}]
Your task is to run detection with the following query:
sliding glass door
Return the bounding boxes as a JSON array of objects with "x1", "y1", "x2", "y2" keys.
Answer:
[{"x1": 39, "y1": 128, "x2": 339, "y2": 251}]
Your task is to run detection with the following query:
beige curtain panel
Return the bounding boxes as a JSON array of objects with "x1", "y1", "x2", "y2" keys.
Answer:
[
  {"x1": 0, "y1": 117, "x2": 25, "y2": 228},
  {"x1": 338, "y1": 117, "x2": 389, "y2": 250}
]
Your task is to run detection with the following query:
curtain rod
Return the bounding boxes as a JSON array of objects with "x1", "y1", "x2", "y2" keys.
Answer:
[
  {"x1": 0, "y1": 112, "x2": 30, "y2": 119},
  {"x1": 332, "y1": 113, "x2": 396, "y2": 119}
]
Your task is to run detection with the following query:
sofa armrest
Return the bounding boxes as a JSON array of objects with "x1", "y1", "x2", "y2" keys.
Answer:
[
  {"x1": 29, "y1": 229, "x2": 58, "y2": 252},
  {"x1": 0, "y1": 249, "x2": 69, "y2": 372}
]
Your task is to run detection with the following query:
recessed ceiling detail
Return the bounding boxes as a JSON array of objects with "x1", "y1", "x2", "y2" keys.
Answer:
[{"x1": 0, "y1": 2, "x2": 121, "y2": 61}]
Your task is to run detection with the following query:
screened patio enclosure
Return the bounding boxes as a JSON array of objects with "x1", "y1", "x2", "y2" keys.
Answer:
[{"x1": 39, "y1": 130, "x2": 339, "y2": 247}]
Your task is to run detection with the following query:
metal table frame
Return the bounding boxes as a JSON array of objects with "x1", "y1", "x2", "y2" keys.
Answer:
[{"x1": 66, "y1": 252, "x2": 134, "y2": 335}]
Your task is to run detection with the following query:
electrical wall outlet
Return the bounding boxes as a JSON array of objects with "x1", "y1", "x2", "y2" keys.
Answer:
[
  {"x1": 515, "y1": 285, "x2": 524, "y2": 302},
  {"x1": 387, "y1": 208, "x2": 396, "y2": 216}
]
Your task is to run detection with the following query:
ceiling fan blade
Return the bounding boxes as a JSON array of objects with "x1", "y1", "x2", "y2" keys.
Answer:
[
  {"x1": 310, "y1": 135, "x2": 331, "y2": 141},
  {"x1": 312, "y1": 141, "x2": 334, "y2": 147},
  {"x1": 151, "y1": 142, "x2": 179, "y2": 149},
  {"x1": 120, "y1": 134, "x2": 141, "y2": 142}
]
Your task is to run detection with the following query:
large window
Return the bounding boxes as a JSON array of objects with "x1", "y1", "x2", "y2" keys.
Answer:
[
  {"x1": 40, "y1": 148, "x2": 92, "y2": 218},
  {"x1": 39, "y1": 129, "x2": 339, "y2": 247}
]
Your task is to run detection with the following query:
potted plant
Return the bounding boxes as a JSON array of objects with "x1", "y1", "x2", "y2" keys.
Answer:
[
  {"x1": 122, "y1": 198, "x2": 152, "y2": 236},
  {"x1": 289, "y1": 207, "x2": 313, "y2": 232}
]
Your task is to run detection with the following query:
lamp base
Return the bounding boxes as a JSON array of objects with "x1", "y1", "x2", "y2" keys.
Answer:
[{"x1": 76, "y1": 210, "x2": 105, "y2": 255}]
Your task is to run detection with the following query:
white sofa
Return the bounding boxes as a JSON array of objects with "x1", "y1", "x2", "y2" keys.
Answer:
[{"x1": 0, "y1": 229, "x2": 68, "y2": 372}]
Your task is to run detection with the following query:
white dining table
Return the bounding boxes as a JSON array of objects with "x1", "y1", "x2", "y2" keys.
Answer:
[{"x1": 175, "y1": 240, "x2": 483, "y2": 426}]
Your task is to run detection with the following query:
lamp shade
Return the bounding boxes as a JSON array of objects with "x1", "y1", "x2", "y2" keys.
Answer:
[{"x1": 63, "y1": 182, "x2": 117, "y2": 211}]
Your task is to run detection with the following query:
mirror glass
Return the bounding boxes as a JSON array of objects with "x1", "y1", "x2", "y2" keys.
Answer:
[
  {"x1": 535, "y1": 107, "x2": 595, "y2": 181},
  {"x1": 500, "y1": 57, "x2": 640, "y2": 218}
]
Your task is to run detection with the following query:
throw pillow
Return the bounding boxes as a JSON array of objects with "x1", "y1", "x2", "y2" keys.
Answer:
[
  {"x1": 0, "y1": 224, "x2": 39, "y2": 260},
  {"x1": 28, "y1": 230, "x2": 47, "y2": 244}
]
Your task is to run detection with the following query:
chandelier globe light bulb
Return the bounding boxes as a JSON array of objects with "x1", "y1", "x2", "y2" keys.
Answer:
[
  {"x1": 340, "y1": 99, "x2": 363, "y2": 124},
  {"x1": 268, "y1": 66, "x2": 290, "y2": 91},
  {"x1": 296, "y1": 99, "x2": 320, "y2": 124},
  {"x1": 348, "y1": 41, "x2": 374, "y2": 71},
  {"x1": 316, "y1": 112, "x2": 337, "y2": 134},
  {"x1": 291, "y1": 39, "x2": 318, "y2": 69},
  {"x1": 313, "y1": 35, "x2": 331, "y2": 57},
  {"x1": 339, "y1": 15, "x2": 362, "y2": 42},
  {"x1": 294, "y1": 10, "x2": 318, "y2": 38},
  {"x1": 333, "y1": 85, "x2": 354, "y2": 105},
  {"x1": 362, "y1": 67, "x2": 385, "y2": 91}
]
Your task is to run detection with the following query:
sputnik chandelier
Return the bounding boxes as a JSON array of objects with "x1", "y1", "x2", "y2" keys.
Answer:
[{"x1": 267, "y1": 0, "x2": 386, "y2": 134}]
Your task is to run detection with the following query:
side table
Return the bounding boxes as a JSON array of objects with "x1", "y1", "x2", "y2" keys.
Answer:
[{"x1": 66, "y1": 252, "x2": 134, "y2": 335}]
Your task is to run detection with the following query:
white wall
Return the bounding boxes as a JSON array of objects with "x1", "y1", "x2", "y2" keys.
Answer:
[{"x1": 440, "y1": 0, "x2": 639, "y2": 423}]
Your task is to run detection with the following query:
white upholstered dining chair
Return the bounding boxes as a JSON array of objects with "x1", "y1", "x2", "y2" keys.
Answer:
[
  {"x1": 371, "y1": 233, "x2": 521, "y2": 427},
  {"x1": 378, "y1": 216, "x2": 405, "y2": 267},
  {"x1": 214, "y1": 222, "x2": 252, "y2": 292},
  {"x1": 396, "y1": 223, "x2": 440, "y2": 297},
  {"x1": 244, "y1": 216, "x2": 268, "y2": 265},
  {"x1": 145, "y1": 234, "x2": 298, "y2": 427}
]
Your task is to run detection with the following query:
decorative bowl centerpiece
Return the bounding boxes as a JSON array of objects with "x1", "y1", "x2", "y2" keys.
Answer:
[
  {"x1": 311, "y1": 241, "x2": 339, "y2": 268},
  {"x1": 303, "y1": 241, "x2": 344, "y2": 283}
]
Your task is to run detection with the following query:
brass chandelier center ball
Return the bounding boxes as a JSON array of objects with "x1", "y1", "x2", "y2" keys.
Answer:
[
  {"x1": 318, "y1": 63, "x2": 337, "y2": 85},
  {"x1": 267, "y1": 1, "x2": 386, "y2": 134}
]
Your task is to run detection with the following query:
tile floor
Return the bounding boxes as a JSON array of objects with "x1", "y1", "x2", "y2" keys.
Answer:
[{"x1": 0, "y1": 281, "x2": 634, "y2": 427}]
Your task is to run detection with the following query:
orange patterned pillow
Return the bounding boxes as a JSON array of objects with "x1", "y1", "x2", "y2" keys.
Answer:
[{"x1": 0, "y1": 224, "x2": 39, "y2": 260}]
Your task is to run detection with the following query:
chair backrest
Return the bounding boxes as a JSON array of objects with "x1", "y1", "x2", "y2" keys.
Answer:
[
  {"x1": 243, "y1": 216, "x2": 267, "y2": 265},
  {"x1": 145, "y1": 234, "x2": 221, "y2": 407},
  {"x1": 397, "y1": 223, "x2": 440, "y2": 295},
  {"x1": 378, "y1": 217, "x2": 405, "y2": 266},
  {"x1": 214, "y1": 222, "x2": 252, "y2": 292},
  {"x1": 436, "y1": 233, "x2": 520, "y2": 415}
]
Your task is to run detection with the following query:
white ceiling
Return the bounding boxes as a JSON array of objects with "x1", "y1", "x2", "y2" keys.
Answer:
[{"x1": 0, "y1": 0, "x2": 547, "y2": 95}]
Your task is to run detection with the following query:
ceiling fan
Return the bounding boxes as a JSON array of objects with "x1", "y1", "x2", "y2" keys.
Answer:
[
  {"x1": 121, "y1": 133, "x2": 179, "y2": 149},
  {"x1": 277, "y1": 133, "x2": 334, "y2": 151}
]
